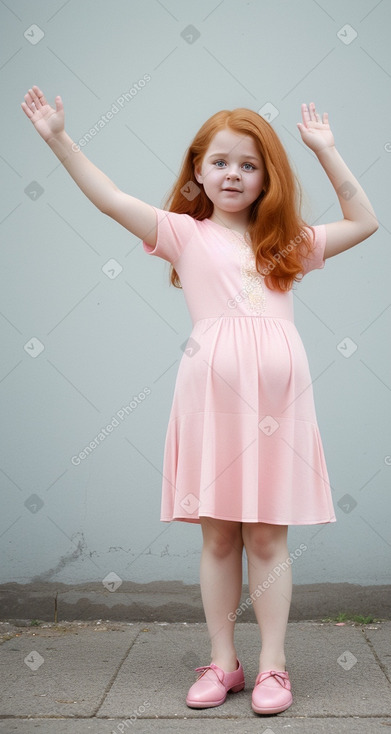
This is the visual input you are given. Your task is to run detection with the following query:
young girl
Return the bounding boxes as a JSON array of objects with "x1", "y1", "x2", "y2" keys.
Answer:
[{"x1": 21, "y1": 88, "x2": 378, "y2": 715}]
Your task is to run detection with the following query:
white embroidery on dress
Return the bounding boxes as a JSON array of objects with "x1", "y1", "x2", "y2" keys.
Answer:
[{"x1": 224, "y1": 228, "x2": 267, "y2": 315}]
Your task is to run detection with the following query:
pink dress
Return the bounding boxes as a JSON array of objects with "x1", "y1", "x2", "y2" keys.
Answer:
[{"x1": 143, "y1": 207, "x2": 336, "y2": 526}]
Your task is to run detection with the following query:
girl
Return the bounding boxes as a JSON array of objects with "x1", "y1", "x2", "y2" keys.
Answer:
[{"x1": 21, "y1": 88, "x2": 378, "y2": 715}]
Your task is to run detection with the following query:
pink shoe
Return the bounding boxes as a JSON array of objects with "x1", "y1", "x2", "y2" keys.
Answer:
[
  {"x1": 186, "y1": 660, "x2": 245, "y2": 708},
  {"x1": 252, "y1": 670, "x2": 292, "y2": 714}
]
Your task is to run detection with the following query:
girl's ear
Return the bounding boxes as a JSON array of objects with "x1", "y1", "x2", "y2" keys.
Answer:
[{"x1": 194, "y1": 165, "x2": 202, "y2": 184}]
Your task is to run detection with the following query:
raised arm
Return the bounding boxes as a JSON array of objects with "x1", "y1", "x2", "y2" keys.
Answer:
[
  {"x1": 297, "y1": 102, "x2": 379, "y2": 259},
  {"x1": 21, "y1": 86, "x2": 157, "y2": 247}
]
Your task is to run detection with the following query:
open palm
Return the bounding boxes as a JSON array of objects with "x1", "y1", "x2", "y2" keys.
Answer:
[
  {"x1": 297, "y1": 102, "x2": 335, "y2": 153},
  {"x1": 21, "y1": 86, "x2": 64, "y2": 142}
]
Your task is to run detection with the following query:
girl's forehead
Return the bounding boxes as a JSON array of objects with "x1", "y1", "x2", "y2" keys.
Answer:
[{"x1": 206, "y1": 129, "x2": 260, "y2": 157}]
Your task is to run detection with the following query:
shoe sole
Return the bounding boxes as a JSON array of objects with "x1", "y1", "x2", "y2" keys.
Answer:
[
  {"x1": 186, "y1": 682, "x2": 245, "y2": 708},
  {"x1": 252, "y1": 697, "x2": 293, "y2": 715}
]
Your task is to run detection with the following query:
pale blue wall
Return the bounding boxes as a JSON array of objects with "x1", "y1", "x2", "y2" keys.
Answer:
[{"x1": 1, "y1": 0, "x2": 390, "y2": 586}]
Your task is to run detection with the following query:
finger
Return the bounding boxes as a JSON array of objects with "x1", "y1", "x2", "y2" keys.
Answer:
[
  {"x1": 310, "y1": 102, "x2": 322, "y2": 123},
  {"x1": 24, "y1": 90, "x2": 35, "y2": 114},
  {"x1": 309, "y1": 102, "x2": 317, "y2": 121},
  {"x1": 21, "y1": 101, "x2": 34, "y2": 119},
  {"x1": 323, "y1": 111, "x2": 329, "y2": 125},
  {"x1": 26, "y1": 88, "x2": 39, "y2": 114},
  {"x1": 32, "y1": 85, "x2": 47, "y2": 106},
  {"x1": 29, "y1": 86, "x2": 44, "y2": 110},
  {"x1": 301, "y1": 103, "x2": 310, "y2": 126},
  {"x1": 55, "y1": 95, "x2": 63, "y2": 113},
  {"x1": 313, "y1": 104, "x2": 322, "y2": 122}
]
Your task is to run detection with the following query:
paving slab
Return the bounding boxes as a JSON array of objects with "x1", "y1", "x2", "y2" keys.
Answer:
[
  {"x1": 1, "y1": 719, "x2": 391, "y2": 734},
  {"x1": 283, "y1": 621, "x2": 391, "y2": 717},
  {"x1": 364, "y1": 622, "x2": 391, "y2": 678},
  {"x1": 0, "y1": 622, "x2": 140, "y2": 717},
  {"x1": 98, "y1": 622, "x2": 391, "y2": 718},
  {"x1": 0, "y1": 620, "x2": 390, "y2": 734}
]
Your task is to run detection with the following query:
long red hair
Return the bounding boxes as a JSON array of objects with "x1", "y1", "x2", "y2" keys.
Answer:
[{"x1": 162, "y1": 108, "x2": 314, "y2": 292}]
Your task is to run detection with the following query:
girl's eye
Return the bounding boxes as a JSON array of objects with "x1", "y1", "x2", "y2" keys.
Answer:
[{"x1": 213, "y1": 160, "x2": 255, "y2": 170}]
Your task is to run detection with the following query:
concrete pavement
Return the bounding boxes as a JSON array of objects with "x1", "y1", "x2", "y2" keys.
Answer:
[{"x1": 0, "y1": 619, "x2": 390, "y2": 733}]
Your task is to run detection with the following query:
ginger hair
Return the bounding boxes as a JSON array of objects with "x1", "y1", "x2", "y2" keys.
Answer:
[{"x1": 162, "y1": 108, "x2": 314, "y2": 292}]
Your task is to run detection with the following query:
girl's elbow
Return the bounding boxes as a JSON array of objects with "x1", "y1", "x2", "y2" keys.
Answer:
[
  {"x1": 369, "y1": 220, "x2": 379, "y2": 235},
  {"x1": 363, "y1": 217, "x2": 379, "y2": 238}
]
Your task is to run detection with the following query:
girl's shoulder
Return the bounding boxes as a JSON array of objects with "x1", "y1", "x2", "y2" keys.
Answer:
[{"x1": 142, "y1": 206, "x2": 203, "y2": 264}]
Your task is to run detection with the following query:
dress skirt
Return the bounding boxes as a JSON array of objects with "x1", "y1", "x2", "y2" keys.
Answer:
[{"x1": 160, "y1": 315, "x2": 336, "y2": 525}]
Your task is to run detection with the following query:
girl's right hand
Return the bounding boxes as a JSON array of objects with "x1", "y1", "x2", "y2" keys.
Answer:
[{"x1": 21, "y1": 86, "x2": 64, "y2": 142}]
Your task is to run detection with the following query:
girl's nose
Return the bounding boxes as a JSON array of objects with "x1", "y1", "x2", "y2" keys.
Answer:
[{"x1": 226, "y1": 168, "x2": 241, "y2": 178}]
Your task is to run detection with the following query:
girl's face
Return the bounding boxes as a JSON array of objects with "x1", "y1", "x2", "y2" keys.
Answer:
[{"x1": 194, "y1": 128, "x2": 266, "y2": 221}]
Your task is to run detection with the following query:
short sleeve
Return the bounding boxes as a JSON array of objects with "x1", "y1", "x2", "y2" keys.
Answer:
[
  {"x1": 142, "y1": 206, "x2": 197, "y2": 264},
  {"x1": 300, "y1": 224, "x2": 327, "y2": 276}
]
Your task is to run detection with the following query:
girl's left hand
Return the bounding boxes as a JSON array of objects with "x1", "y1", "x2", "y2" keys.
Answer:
[{"x1": 297, "y1": 102, "x2": 335, "y2": 153}]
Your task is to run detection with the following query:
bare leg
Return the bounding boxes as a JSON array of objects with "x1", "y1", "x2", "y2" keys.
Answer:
[
  {"x1": 242, "y1": 523, "x2": 291, "y2": 673},
  {"x1": 199, "y1": 517, "x2": 243, "y2": 671}
]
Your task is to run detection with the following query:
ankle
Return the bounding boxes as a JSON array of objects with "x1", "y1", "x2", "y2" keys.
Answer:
[
  {"x1": 259, "y1": 653, "x2": 286, "y2": 673},
  {"x1": 210, "y1": 653, "x2": 239, "y2": 672}
]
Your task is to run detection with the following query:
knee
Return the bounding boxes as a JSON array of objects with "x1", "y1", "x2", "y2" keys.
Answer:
[
  {"x1": 201, "y1": 520, "x2": 242, "y2": 559},
  {"x1": 243, "y1": 523, "x2": 287, "y2": 561}
]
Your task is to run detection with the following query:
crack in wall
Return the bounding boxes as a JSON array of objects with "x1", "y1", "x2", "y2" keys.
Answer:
[{"x1": 30, "y1": 532, "x2": 88, "y2": 583}]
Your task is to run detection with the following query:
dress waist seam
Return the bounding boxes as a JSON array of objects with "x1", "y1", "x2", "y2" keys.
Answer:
[{"x1": 193, "y1": 315, "x2": 295, "y2": 325}]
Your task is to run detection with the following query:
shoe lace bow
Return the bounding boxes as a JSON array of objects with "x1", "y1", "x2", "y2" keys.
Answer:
[
  {"x1": 194, "y1": 664, "x2": 222, "y2": 683},
  {"x1": 258, "y1": 670, "x2": 289, "y2": 688}
]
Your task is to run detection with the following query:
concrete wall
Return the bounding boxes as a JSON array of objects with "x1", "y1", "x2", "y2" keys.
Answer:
[{"x1": 1, "y1": 0, "x2": 390, "y2": 598}]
